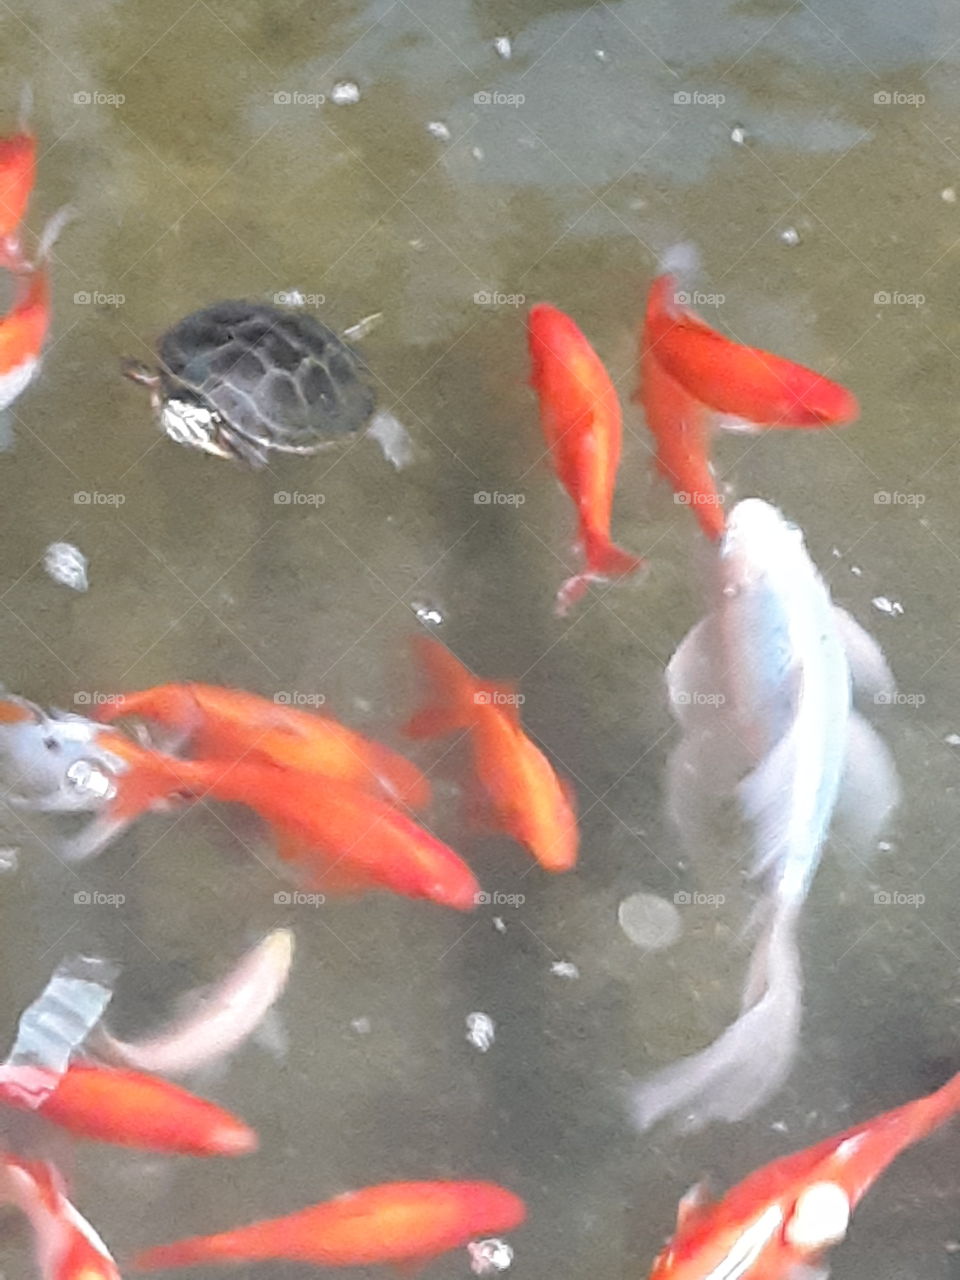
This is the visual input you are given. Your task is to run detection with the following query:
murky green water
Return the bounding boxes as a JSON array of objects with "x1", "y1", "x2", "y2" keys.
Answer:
[{"x1": 0, "y1": 0, "x2": 959, "y2": 1276}]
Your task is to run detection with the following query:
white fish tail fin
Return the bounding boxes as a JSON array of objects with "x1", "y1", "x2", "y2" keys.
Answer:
[{"x1": 629, "y1": 900, "x2": 802, "y2": 1131}]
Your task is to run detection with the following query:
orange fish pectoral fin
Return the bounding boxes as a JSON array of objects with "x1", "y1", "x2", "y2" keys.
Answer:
[
  {"x1": 97, "y1": 685, "x2": 204, "y2": 734},
  {"x1": 675, "y1": 1180, "x2": 714, "y2": 1231},
  {"x1": 404, "y1": 637, "x2": 477, "y2": 739}
]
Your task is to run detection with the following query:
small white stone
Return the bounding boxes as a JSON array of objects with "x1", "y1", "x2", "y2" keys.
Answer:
[
  {"x1": 850, "y1": 565, "x2": 862, "y2": 576},
  {"x1": 331, "y1": 81, "x2": 360, "y2": 106},
  {"x1": 427, "y1": 121, "x2": 451, "y2": 141},
  {"x1": 872, "y1": 595, "x2": 903, "y2": 615},
  {"x1": 0, "y1": 847, "x2": 19, "y2": 874},
  {"x1": 350, "y1": 1017, "x2": 371, "y2": 1034},
  {"x1": 494, "y1": 36, "x2": 512, "y2": 59},
  {"x1": 942, "y1": 187, "x2": 956, "y2": 203},
  {"x1": 492, "y1": 916, "x2": 506, "y2": 933},
  {"x1": 730, "y1": 125, "x2": 746, "y2": 145},
  {"x1": 412, "y1": 602, "x2": 444, "y2": 625},
  {"x1": 44, "y1": 542, "x2": 89, "y2": 592},
  {"x1": 877, "y1": 841, "x2": 893, "y2": 852},
  {"x1": 469, "y1": 1238, "x2": 514, "y2": 1275},
  {"x1": 945, "y1": 733, "x2": 960, "y2": 747},
  {"x1": 465, "y1": 1011, "x2": 495, "y2": 1052},
  {"x1": 594, "y1": 49, "x2": 609, "y2": 62},
  {"x1": 779, "y1": 226, "x2": 801, "y2": 246},
  {"x1": 550, "y1": 960, "x2": 579, "y2": 979},
  {"x1": 618, "y1": 892, "x2": 683, "y2": 951},
  {"x1": 471, "y1": 146, "x2": 485, "y2": 161}
]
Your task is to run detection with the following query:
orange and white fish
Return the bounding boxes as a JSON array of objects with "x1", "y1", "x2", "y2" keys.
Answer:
[
  {"x1": 0, "y1": 207, "x2": 72, "y2": 413},
  {"x1": 92, "y1": 928, "x2": 293, "y2": 1077},
  {"x1": 0, "y1": 1061, "x2": 257, "y2": 1156},
  {"x1": 132, "y1": 1179, "x2": 526, "y2": 1272},
  {"x1": 528, "y1": 302, "x2": 644, "y2": 614},
  {"x1": 636, "y1": 277, "x2": 724, "y2": 541},
  {"x1": 66, "y1": 734, "x2": 480, "y2": 912},
  {"x1": 0, "y1": 1152, "x2": 119, "y2": 1280},
  {"x1": 96, "y1": 682, "x2": 429, "y2": 809},
  {"x1": 406, "y1": 636, "x2": 578, "y2": 872},
  {"x1": 647, "y1": 1068, "x2": 960, "y2": 1280},
  {"x1": 641, "y1": 272, "x2": 859, "y2": 429}
]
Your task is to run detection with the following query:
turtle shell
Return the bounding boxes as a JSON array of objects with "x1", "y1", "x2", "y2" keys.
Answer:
[{"x1": 157, "y1": 301, "x2": 376, "y2": 456}]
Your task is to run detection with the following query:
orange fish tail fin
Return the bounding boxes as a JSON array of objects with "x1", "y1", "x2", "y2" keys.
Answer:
[
  {"x1": 557, "y1": 533, "x2": 645, "y2": 612},
  {"x1": 132, "y1": 1236, "x2": 229, "y2": 1272},
  {"x1": 403, "y1": 637, "x2": 478, "y2": 739}
]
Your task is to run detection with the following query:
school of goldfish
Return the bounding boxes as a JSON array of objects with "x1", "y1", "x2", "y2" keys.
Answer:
[{"x1": 0, "y1": 100, "x2": 949, "y2": 1280}]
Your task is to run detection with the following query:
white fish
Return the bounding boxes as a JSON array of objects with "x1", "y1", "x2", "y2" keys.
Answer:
[
  {"x1": 631, "y1": 499, "x2": 899, "y2": 1131},
  {"x1": 91, "y1": 929, "x2": 294, "y2": 1077},
  {"x1": 7, "y1": 954, "x2": 117, "y2": 1083}
]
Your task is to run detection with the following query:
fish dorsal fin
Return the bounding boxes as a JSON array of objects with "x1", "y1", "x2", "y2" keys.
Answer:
[
  {"x1": 784, "y1": 1182, "x2": 850, "y2": 1252},
  {"x1": 676, "y1": 1180, "x2": 713, "y2": 1230},
  {"x1": 832, "y1": 607, "x2": 895, "y2": 701},
  {"x1": 833, "y1": 712, "x2": 900, "y2": 855}
]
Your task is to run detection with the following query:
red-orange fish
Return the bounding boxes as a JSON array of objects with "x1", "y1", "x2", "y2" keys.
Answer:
[
  {"x1": 0, "y1": 1152, "x2": 120, "y2": 1280},
  {"x1": 133, "y1": 1179, "x2": 526, "y2": 1272},
  {"x1": 88, "y1": 733, "x2": 480, "y2": 911},
  {"x1": 648, "y1": 1068, "x2": 960, "y2": 1280},
  {"x1": 0, "y1": 1061, "x2": 256, "y2": 1157},
  {"x1": 0, "y1": 126, "x2": 35, "y2": 268},
  {"x1": 97, "y1": 682, "x2": 429, "y2": 809},
  {"x1": 642, "y1": 273, "x2": 859, "y2": 428},
  {"x1": 0, "y1": 208, "x2": 71, "y2": 413},
  {"x1": 406, "y1": 637, "x2": 578, "y2": 872},
  {"x1": 528, "y1": 302, "x2": 644, "y2": 614},
  {"x1": 637, "y1": 277, "x2": 724, "y2": 541}
]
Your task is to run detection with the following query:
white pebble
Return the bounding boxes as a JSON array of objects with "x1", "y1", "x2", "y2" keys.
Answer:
[
  {"x1": 594, "y1": 49, "x2": 609, "y2": 62},
  {"x1": 413, "y1": 602, "x2": 444, "y2": 625},
  {"x1": 350, "y1": 1017, "x2": 371, "y2": 1034},
  {"x1": 0, "y1": 847, "x2": 19, "y2": 874},
  {"x1": 730, "y1": 125, "x2": 746, "y2": 145},
  {"x1": 550, "y1": 960, "x2": 579, "y2": 980},
  {"x1": 779, "y1": 226, "x2": 801, "y2": 246},
  {"x1": 469, "y1": 1239, "x2": 514, "y2": 1275},
  {"x1": 872, "y1": 595, "x2": 903, "y2": 616},
  {"x1": 427, "y1": 121, "x2": 451, "y2": 141},
  {"x1": 942, "y1": 187, "x2": 956, "y2": 203},
  {"x1": 850, "y1": 565, "x2": 862, "y2": 576},
  {"x1": 471, "y1": 146, "x2": 485, "y2": 161},
  {"x1": 618, "y1": 892, "x2": 683, "y2": 951},
  {"x1": 44, "y1": 542, "x2": 88, "y2": 592},
  {"x1": 465, "y1": 1011, "x2": 495, "y2": 1052},
  {"x1": 945, "y1": 733, "x2": 960, "y2": 747},
  {"x1": 342, "y1": 312, "x2": 383, "y2": 340},
  {"x1": 492, "y1": 916, "x2": 506, "y2": 934},
  {"x1": 494, "y1": 36, "x2": 512, "y2": 59},
  {"x1": 331, "y1": 81, "x2": 360, "y2": 106}
]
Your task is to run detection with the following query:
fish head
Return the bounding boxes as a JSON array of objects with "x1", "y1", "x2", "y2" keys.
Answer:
[{"x1": 719, "y1": 499, "x2": 805, "y2": 593}]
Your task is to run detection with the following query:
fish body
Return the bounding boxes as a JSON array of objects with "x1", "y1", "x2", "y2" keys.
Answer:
[
  {"x1": 637, "y1": 277, "x2": 724, "y2": 540},
  {"x1": 0, "y1": 696, "x2": 128, "y2": 812},
  {"x1": 93, "y1": 928, "x2": 293, "y2": 1076},
  {"x1": 633, "y1": 499, "x2": 897, "y2": 1129},
  {"x1": 406, "y1": 637, "x2": 578, "y2": 872},
  {"x1": 0, "y1": 207, "x2": 72, "y2": 413},
  {"x1": 0, "y1": 1061, "x2": 256, "y2": 1156},
  {"x1": 0, "y1": 127, "x2": 35, "y2": 266},
  {"x1": 527, "y1": 302, "x2": 644, "y2": 613},
  {"x1": 97, "y1": 682, "x2": 429, "y2": 809},
  {"x1": 643, "y1": 274, "x2": 858, "y2": 427},
  {"x1": 0, "y1": 1153, "x2": 119, "y2": 1280},
  {"x1": 133, "y1": 1179, "x2": 526, "y2": 1271},
  {"x1": 649, "y1": 1069, "x2": 960, "y2": 1280}
]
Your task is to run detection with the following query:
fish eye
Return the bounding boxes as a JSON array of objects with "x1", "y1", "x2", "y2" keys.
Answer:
[{"x1": 42, "y1": 736, "x2": 61, "y2": 752}]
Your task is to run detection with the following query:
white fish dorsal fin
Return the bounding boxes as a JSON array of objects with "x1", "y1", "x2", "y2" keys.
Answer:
[
  {"x1": 738, "y1": 724, "x2": 802, "y2": 882},
  {"x1": 367, "y1": 410, "x2": 414, "y2": 470},
  {"x1": 666, "y1": 615, "x2": 728, "y2": 728},
  {"x1": 784, "y1": 1181, "x2": 850, "y2": 1251},
  {"x1": 665, "y1": 723, "x2": 752, "y2": 854},
  {"x1": 832, "y1": 607, "x2": 895, "y2": 701},
  {"x1": 834, "y1": 713, "x2": 900, "y2": 854}
]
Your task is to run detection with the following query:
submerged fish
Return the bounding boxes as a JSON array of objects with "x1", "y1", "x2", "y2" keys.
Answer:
[
  {"x1": 92, "y1": 929, "x2": 293, "y2": 1077},
  {"x1": 0, "y1": 207, "x2": 72, "y2": 413},
  {"x1": 132, "y1": 1180, "x2": 526, "y2": 1271},
  {"x1": 405, "y1": 636, "x2": 578, "y2": 872},
  {"x1": 647, "y1": 1068, "x2": 960, "y2": 1280},
  {"x1": 528, "y1": 302, "x2": 644, "y2": 614},
  {"x1": 641, "y1": 274, "x2": 859, "y2": 428},
  {"x1": 97, "y1": 683, "x2": 429, "y2": 809},
  {"x1": 631, "y1": 499, "x2": 898, "y2": 1130},
  {"x1": 0, "y1": 103, "x2": 35, "y2": 270},
  {"x1": 0, "y1": 1151, "x2": 119, "y2": 1280}
]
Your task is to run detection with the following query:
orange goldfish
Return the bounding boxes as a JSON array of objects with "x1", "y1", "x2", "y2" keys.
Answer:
[
  {"x1": 642, "y1": 273, "x2": 859, "y2": 428},
  {"x1": 405, "y1": 637, "x2": 578, "y2": 872},
  {"x1": 0, "y1": 1152, "x2": 120, "y2": 1280},
  {"x1": 0, "y1": 207, "x2": 72, "y2": 413},
  {"x1": 97, "y1": 682, "x2": 429, "y2": 809},
  {"x1": 637, "y1": 277, "x2": 724, "y2": 540},
  {"x1": 648, "y1": 1068, "x2": 960, "y2": 1280},
  {"x1": 0, "y1": 1061, "x2": 256, "y2": 1156},
  {"x1": 528, "y1": 302, "x2": 644, "y2": 614},
  {"x1": 81, "y1": 733, "x2": 480, "y2": 911},
  {"x1": 0, "y1": 124, "x2": 35, "y2": 269},
  {"x1": 133, "y1": 1179, "x2": 526, "y2": 1271}
]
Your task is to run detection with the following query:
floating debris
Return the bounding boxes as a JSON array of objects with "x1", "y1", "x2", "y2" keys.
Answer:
[
  {"x1": 342, "y1": 312, "x2": 383, "y2": 341},
  {"x1": 493, "y1": 36, "x2": 512, "y2": 59},
  {"x1": 44, "y1": 542, "x2": 88, "y2": 592},
  {"x1": 465, "y1": 1011, "x2": 495, "y2": 1053},
  {"x1": 471, "y1": 146, "x2": 485, "y2": 162},
  {"x1": 945, "y1": 733, "x2": 960, "y2": 747},
  {"x1": 331, "y1": 81, "x2": 360, "y2": 106},
  {"x1": 942, "y1": 187, "x2": 956, "y2": 203},
  {"x1": 550, "y1": 960, "x2": 579, "y2": 980},
  {"x1": 350, "y1": 1017, "x2": 371, "y2": 1034},
  {"x1": 412, "y1": 602, "x2": 444, "y2": 626},
  {"x1": 872, "y1": 595, "x2": 904, "y2": 616},
  {"x1": 778, "y1": 226, "x2": 801, "y2": 246},
  {"x1": 730, "y1": 125, "x2": 746, "y2": 145},
  {"x1": 469, "y1": 1238, "x2": 514, "y2": 1275},
  {"x1": 0, "y1": 847, "x2": 18, "y2": 874},
  {"x1": 850, "y1": 565, "x2": 862, "y2": 576},
  {"x1": 594, "y1": 49, "x2": 610, "y2": 63},
  {"x1": 427, "y1": 121, "x2": 451, "y2": 141},
  {"x1": 492, "y1": 916, "x2": 506, "y2": 934},
  {"x1": 618, "y1": 891, "x2": 683, "y2": 951}
]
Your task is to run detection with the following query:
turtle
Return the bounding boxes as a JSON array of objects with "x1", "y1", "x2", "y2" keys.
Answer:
[{"x1": 124, "y1": 300, "x2": 411, "y2": 468}]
